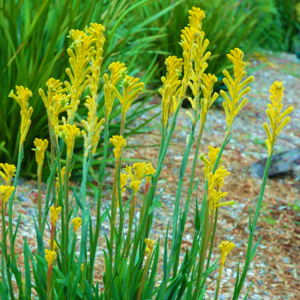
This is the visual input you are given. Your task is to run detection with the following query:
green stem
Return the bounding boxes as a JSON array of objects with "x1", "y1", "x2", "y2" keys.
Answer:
[
  {"x1": 215, "y1": 263, "x2": 224, "y2": 300},
  {"x1": 233, "y1": 152, "x2": 273, "y2": 299},
  {"x1": 206, "y1": 208, "x2": 219, "y2": 270},
  {"x1": 89, "y1": 118, "x2": 109, "y2": 283},
  {"x1": 125, "y1": 194, "x2": 136, "y2": 258},
  {"x1": 38, "y1": 165, "x2": 42, "y2": 232}
]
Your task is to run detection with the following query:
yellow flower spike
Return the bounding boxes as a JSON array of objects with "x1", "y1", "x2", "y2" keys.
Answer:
[
  {"x1": 33, "y1": 138, "x2": 49, "y2": 166},
  {"x1": 103, "y1": 62, "x2": 127, "y2": 117},
  {"x1": 45, "y1": 249, "x2": 57, "y2": 267},
  {"x1": 130, "y1": 180, "x2": 142, "y2": 195},
  {"x1": 65, "y1": 30, "x2": 97, "y2": 122},
  {"x1": 50, "y1": 206, "x2": 62, "y2": 226},
  {"x1": 199, "y1": 146, "x2": 223, "y2": 178},
  {"x1": 112, "y1": 75, "x2": 145, "y2": 114},
  {"x1": 0, "y1": 163, "x2": 16, "y2": 185},
  {"x1": 220, "y1": 48, "x2": 255, "y2": 132},
  {"x1": 188, "y1": 7, "x2": 206, "y2": 30},
  {"x1": 208, "y1": 166, "x2": 230, "y2": 192},
  {"x1": 9, "y1": 86, "x2": 33, "y2": 143},
  {"x1": 145, "y1": 238, "x2": 156, "y2": 254},
  {"x1": 263, "y1": 81, "x2": 294, "y2": 156},
  {"x1": 58, "y1": 124, "x2": 80, "y2": 155},
  {"x1": 159, "y1": 56, "x2": 183, "y2": 128},
  {"x1": 82, "y1": 115, "x2": 105, "y2": 156},
  {"x1": 109, "y1": 62, "x2": 127, "y2": 86},
  {"x1": 81, "y1": 263, "x2": 84, "y2": 272},
  {"x1": 71, "y1": 217, "x2": 82, "y2": 232},
  {"x1": 208, "y1": 189, "x2": 233, "y2": 212},
  {"x1": 110, "y1": 135, "x2": 126, "y2": 160},
  {"x1": 219, "y1": 241, "x2": 236, "y2": 265},
  {"x1": 120, "y1": 173, "x2": 130, "y2": 195},
  {"x1": 145, "y1": 164, "x2": 156, "y2": 184},
  {"x1": 0, "y1": 185, "x2": 15, "y2": 203}
]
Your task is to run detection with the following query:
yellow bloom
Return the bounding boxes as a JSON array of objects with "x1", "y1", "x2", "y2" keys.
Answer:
[
  {"x1": 0, "y1": 163, "x2": 16, "y2": 185},
  {"x1": 33, "y1": 138, "x2": 49, "y2": 166},
  {"x1": 263, "y1": 81, "x2": 294, "y2": 156},
  {"x1": 123, "y1": 163, "x2": 154, "y2": 194},
  {"x1": 199, "y1": 146, "x2": 223, "y2": 178},
  {"x1": 50, "y1": 206, "x2": 62, "y2": 226},
  {"x1": 110, "y1": 135, "x2": 126, "y2": 160},
  {"x1": 0, "y1": 185, "x2": 15, "y2": 203},
  {"x1": 65, "y1": 30, "x2": 97, "y2": 122},
  {"x1": 159, "y1": 56, "x2": 183, "y2": 128},
  {"x1": 45, "y1": 249, "x2": 57, "y2": 267},
  {"x1": 145, "y1": 164, "x2": 156, "y2": 183},
  {"x1": 188, "y1": 7, "x2": 205, "y2": 28},
  {"x1": 81, "y1": 263, "x2": 84, "y2": 272},
  {"x1": 58, "y1": 124, "x2": 80, "y2": 155},
  {"x1": 9, "y1": 86, "x2": 33, "y2": 143},
  {"x1": 111, "y1": 75, "x2": 145, "y2": 114},
  {"x1": 82, "y1": 114, "x2": 105, "y2": 156},
  {"x1": 219, "y1": 241, "x2": 235, "y2": 265},
  {"x1": 120, "y1": 173, "x2": 130, "y2": 195},
  {"x1": 220, "y1": 48, "x2": 255, "y2": 132},
  {"x1": 208, "y1": 189, "x2": 234, "y2": 212},
  {"x1": 71, "y1": 217, "x2": 82, "y2": 232},
  {"x1": 208, "y1": 166, "x2": 230, "y2": 192},
  {"x1": 103, "y1": 62, "x2": 127, "y2": 117},
  {"x1": 86, "y1": 23, "x2": 106, "y2": 99},
  {"x1": 39, "y1": 79, "x2": 71, "y2": 134},
  {"x1": 145, "y1": 238, "x2": 156, "y2": 254},
  {"x1": 48, "y1": 239, "x2": 58, "y2": 251}
]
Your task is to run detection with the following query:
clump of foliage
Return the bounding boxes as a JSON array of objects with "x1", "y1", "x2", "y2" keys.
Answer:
[{"x1": 0, "y1": 6, "x2": 294, "y2": 300}]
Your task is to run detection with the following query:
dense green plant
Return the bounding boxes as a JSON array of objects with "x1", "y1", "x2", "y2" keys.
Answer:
[
  {"x1": 0, "y1": 5, "x2": 294, "y2": 300},
  {"x1": 0, "y1": 0, "x2": 181, "y2": 176}
]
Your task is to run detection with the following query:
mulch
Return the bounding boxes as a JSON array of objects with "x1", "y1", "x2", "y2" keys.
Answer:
[{"x1": 2, "y1": 51, "x2": 300, "y2": 299}]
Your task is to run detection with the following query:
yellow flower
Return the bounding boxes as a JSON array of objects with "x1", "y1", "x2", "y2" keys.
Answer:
[
  {"x1": 199, "y1": 146, "x2": 223, "y2": 178},
  {"x1": 219, "y1": 241, "x2": 235, "y2": 265},
  {"x1": 65, "y1": 30, "x2": 97, "y2": 122},
  {"x1": 50, "y1": 206, "x2": 62, "y2": 226},
  {"x1": 0, "y1": 163, "x2": 16, "y2": 185},
  {"x1": 123, "y1": 163, "x2": 154, "y2": 194},
  {"x1": 0, "y1": 185, "x2": 15, "y2": 203},
  {"x1": 188, "y1": 7, "x2": 206, "y2": 30},
  {"x1": 110, "y1": 135, "x2": 126, "y2": 160},
  {"x1": 48, "y1": 239, "x2": 58, "y2": 251},
  {"x1": 81, "y1": 263, "x2": 84, "y2": 272},
  {"x1": 120, "y1": 173, "x2": 130, "y2": 195},
  {"x1": 220, "y1": 48, "x2": 255, "y2": 132},
  {"x1": 263, "y1": 81, "x2": 294, "y2": 156},
  {"x1": 159, "y1": 56, "x2": 183, "y2": 128},
  {"x1": 208, "y1": 189, "x2": 234, "y2": 212},
  {"x1": 145, "y1": 164, "x2": 156, "y2": 183},
  {"x1": 71, "y1": 217, "x2": 82, "y2": 232},
  {"x1": 145, "y1": 238, "x2": 156, "y2": 254},
  {"x1": 33, "y1": 138, "x2": 49, "y2": 166},
  {"x1": 58, "y1": 124, "x2": 80, "y2": 155},
  {"x1": 103, "y1": 62, "x2": 127, "y2": 117},
  {"x1": 45, "y1": 249, "x2": 57, "y2": 267},
  {"x1": 82, "y1": 115, "x2": 105, "y2": 156},
  {"x1": 208, "y1": 166, "x2": 230, "y2": 192},
  {"x1": 111, "y1": 75, "x2": 145, "y2": 114},
  {"x1": 9, "y1": 86, "x2": 33, "y2": 143},
  {"x1": 39, "y1": 79, "x2": 71, "y2": 134}
]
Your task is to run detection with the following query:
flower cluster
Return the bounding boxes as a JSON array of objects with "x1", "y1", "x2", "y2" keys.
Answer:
[
  {"x1": 219, "y1": 241, "x2": 236, "y2": 265},
  {"x1": 110, "y1": 135, "x2": 126, "y2": 160},
  {"x1": 0, "y1": 163, "x2": 16, "y2": 185},
  {"x1": 263, "y1": 81, "x2": 294, "y2": 156},
  {"x1": 33, "y1": 138, "x2": 49, "y2": 166}
]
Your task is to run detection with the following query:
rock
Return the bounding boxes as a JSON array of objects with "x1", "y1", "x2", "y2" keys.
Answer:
[{"x1": 249, "y1": 148, "x2": 300, "y2": 178}]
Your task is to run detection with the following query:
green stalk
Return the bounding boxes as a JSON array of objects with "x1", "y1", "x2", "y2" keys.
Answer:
[
  {"x1": 8, "y1": 142, "x2": 23, "y2": 264},
  {"x1": 206, "y1": 207, "x2": 219, "y2": 270},
  {"x1": 124, "y1": 194, "x2": 136, "y2": 258},
  {"x1": 64, "y1": 153, "x2": 70, "y2": 272},
  {"x1": 89, "y1": 118, "x2": 109, "y2": 283},
  {"x1": 38, "y1": 164, "x2": 42, "y2": 232},
  {"x1": 2, "y1": 196, "x2": 15, "y2": 299},
  {"x1": 214, "y1": 263, "x2": 224, "y2": 300},
  {"x1": 233, "y1": 152, "x2": 273, "y2": 299},
  {"x1": 137, "y1": 251, "x2": 152, "y2": 300}
]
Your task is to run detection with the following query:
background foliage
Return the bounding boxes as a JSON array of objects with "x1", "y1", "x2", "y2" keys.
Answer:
[{"x1": 1, "y1": 0, "x2": 299, "y2": 177}]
